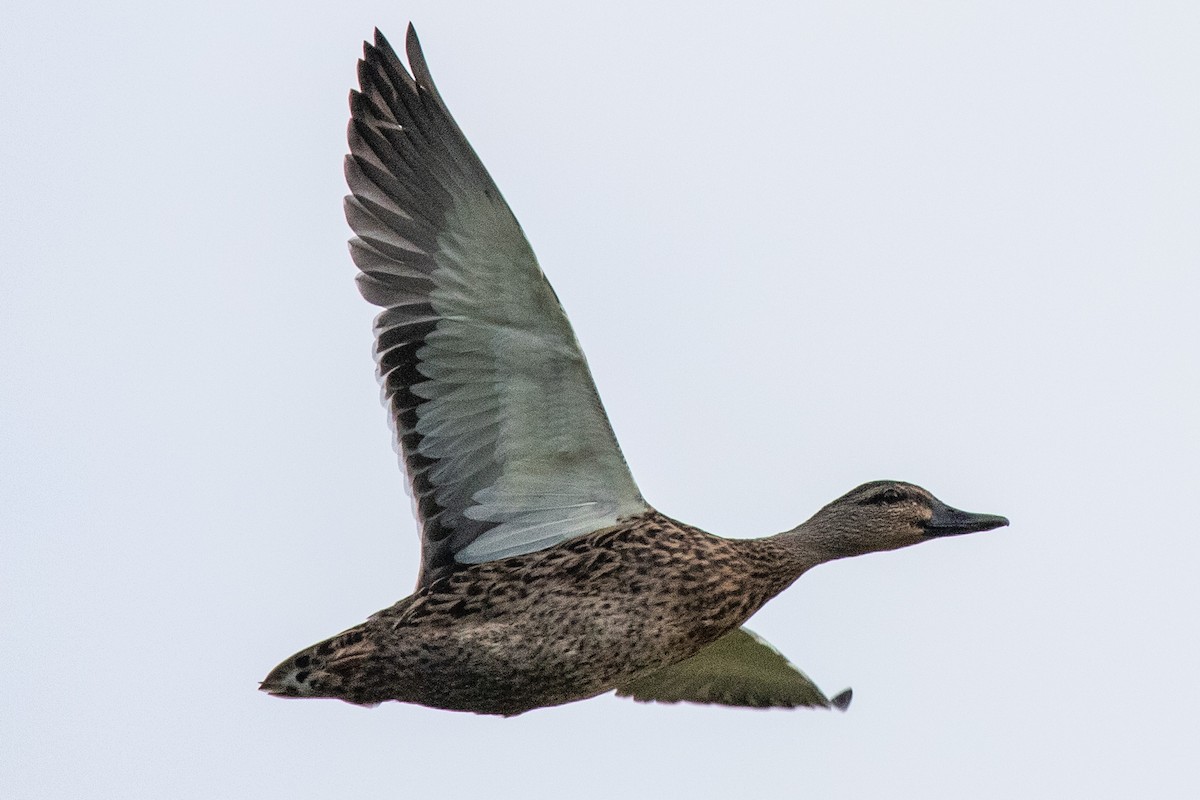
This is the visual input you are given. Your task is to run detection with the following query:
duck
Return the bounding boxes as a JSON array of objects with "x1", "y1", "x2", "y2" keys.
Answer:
[{"x1": 260, "y1": 25, "x2": 1008, "y2": 717}]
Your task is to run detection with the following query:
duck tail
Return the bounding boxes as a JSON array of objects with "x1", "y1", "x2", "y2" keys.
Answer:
[{"x1": 259, "y1": 626, "x2": 380, "y2": 705}]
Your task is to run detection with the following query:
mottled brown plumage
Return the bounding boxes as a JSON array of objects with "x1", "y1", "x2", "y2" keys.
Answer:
[
  {"x1": 265, "y1": 513, "x2": 788, "y2": 714},
  {"x1": 263, "y1": 485, "x2": 1006, "y2": 715},
  {"x1": 267, "y1": 512, "x2": 787, "y2": 715},
  {"x1": 261, "y1": 27, "x2": 1008, "y2": 716}
]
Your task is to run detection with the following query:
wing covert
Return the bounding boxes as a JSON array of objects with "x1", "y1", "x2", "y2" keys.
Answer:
[{"x1": 345, "y1": 26, "x2": 649, "y2": 588}]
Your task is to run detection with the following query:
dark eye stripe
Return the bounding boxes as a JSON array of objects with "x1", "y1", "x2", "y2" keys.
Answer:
[{"x1": 860, "y1": 489, "x2": 906, "y2": 505}]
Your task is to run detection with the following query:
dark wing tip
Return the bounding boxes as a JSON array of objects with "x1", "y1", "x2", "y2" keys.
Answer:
[
  {"x1": 831, "y1": 688, "x2": 853, "y2": 711},
  {"x1": 372, "y1": 28, "x2": 402, "y2": 66},
  {"x1": 404, "y1": 24, "x2": 439, "y2": 95},
  {"x1": 375, "y1": 26, "x2": 395, "y2": 52}
]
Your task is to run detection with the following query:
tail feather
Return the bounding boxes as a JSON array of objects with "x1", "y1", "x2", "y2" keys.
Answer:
[{"x1": 260, "y1": 626, "x2": 379, "y2": 705}]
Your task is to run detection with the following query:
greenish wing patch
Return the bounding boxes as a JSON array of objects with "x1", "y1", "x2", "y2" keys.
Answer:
[{"x1": 615, "y1": 628, "x2": 851, "y2": 711}]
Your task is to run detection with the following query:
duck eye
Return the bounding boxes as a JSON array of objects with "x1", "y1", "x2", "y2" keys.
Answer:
[{"x1": 856, "y1": 486, "x2": 909, "y2": 506}]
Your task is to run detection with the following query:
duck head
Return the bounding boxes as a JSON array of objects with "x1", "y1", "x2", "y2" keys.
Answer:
[{"x1": 796, "y1": 480, "x2": 1009, "y2": 561}]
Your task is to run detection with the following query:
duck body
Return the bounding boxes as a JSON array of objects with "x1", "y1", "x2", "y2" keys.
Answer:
[{"x1": 265, "y1": 513, "x2": 800, "y2": 715}]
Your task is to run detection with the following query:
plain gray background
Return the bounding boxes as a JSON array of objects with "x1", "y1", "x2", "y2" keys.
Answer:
[{"x1": 3, "y1": 1, "x2": 1197, "y2": 797}]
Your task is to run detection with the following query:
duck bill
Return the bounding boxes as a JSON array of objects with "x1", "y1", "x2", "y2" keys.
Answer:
[{"x1": 925, "y1": 501, "x2": 1009, "y2": 537}]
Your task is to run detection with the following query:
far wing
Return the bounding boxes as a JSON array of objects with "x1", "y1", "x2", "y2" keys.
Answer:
[
  {"x1": 346, "y1": 26, "x2": 649, "y2": 588},
  {"x1": 616, "y1": 628, "x2": 852, "y2": 711}
]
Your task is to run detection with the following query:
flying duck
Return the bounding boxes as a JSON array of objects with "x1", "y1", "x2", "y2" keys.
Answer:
[{"x1": 260, "y1": 25, "x2": 1008, "y2": 716}]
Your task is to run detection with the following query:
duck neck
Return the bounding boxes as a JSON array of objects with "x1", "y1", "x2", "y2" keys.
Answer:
[{"x1": 761, "y1": 520, "x2": 871, "y2": 577}]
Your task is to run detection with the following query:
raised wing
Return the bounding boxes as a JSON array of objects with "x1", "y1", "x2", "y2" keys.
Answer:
[{"x1": 346, "y1": 26, "x2": 649, "y2": 588}]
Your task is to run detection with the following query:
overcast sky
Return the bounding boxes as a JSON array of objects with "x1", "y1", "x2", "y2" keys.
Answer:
[{"x1": 3, "y1": 1, "x2": 1198, "y2": 798}]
